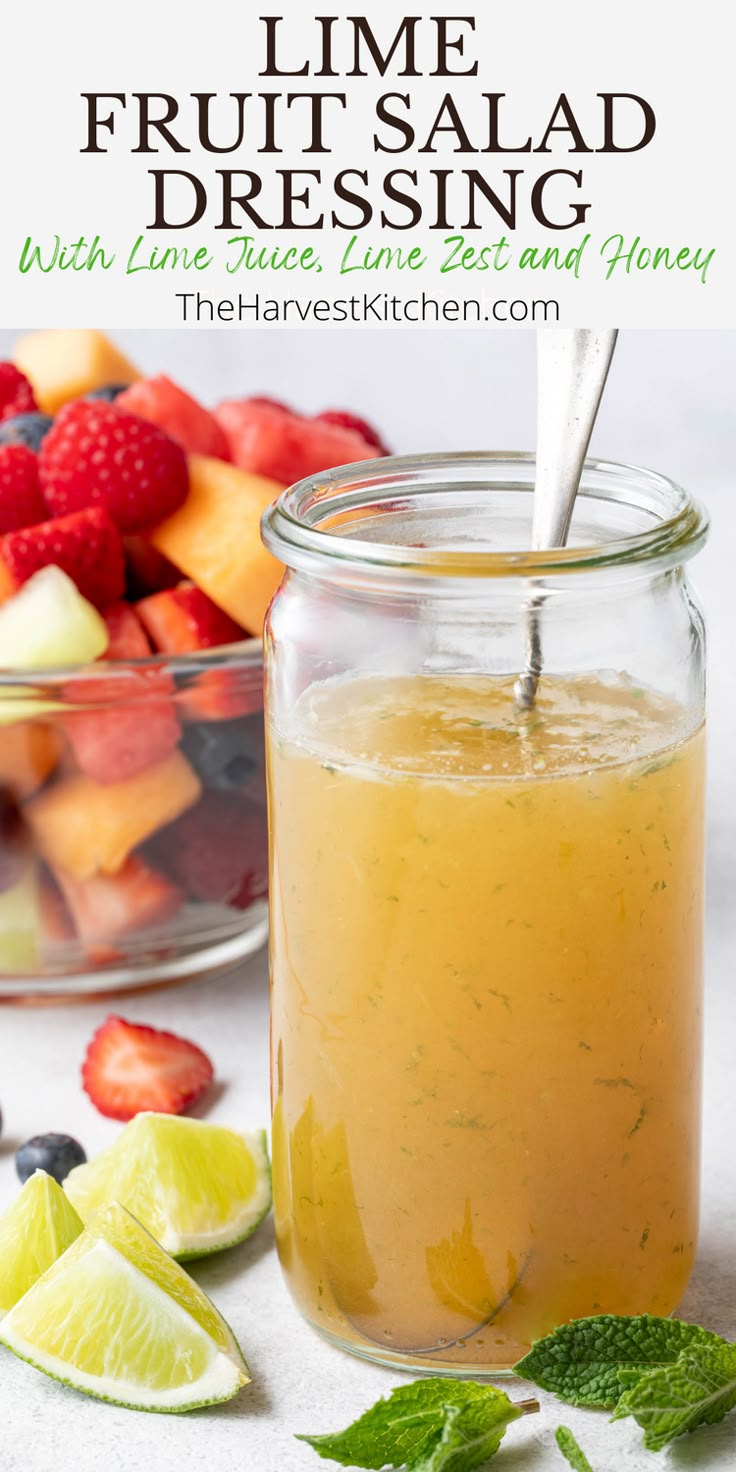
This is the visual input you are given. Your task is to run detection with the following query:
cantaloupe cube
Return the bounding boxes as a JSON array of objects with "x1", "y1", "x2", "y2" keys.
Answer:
[
  {"x1": 0, "y1": 723, "x2": 61, "y2": 799},
  {"x1": 13, "y1": 330, "x2": 139, "y2": 416},
  {"x1": 26, "y1": 751, "x2": 201, "y2": 881},
  {"x1": 150, "y1": 455, "x2": 284, "y2": 634}
]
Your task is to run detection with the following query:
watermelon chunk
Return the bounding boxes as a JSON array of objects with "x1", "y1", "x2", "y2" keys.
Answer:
[
  {"x1": 102, "y1": 602, "x2": 152, "y2": 660},
  {"x1": 215, "y1": 400, "x2": 378, "y2": 484},
  {"x1": 117, "y1": 376, "x2": 230, "y2": 461},
  {"x1": 62, "y1": 661, "x2": 180, "y2": 786},
  {"x1": 53, "y1": 856, "x2": 183, "y2": 944},
  {"x1": 59, "y1": 600, "x2": 180, "y2": 784}
]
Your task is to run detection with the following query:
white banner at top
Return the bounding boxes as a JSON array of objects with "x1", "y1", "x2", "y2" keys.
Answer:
[{"x1": 1, "y1": 0, "x2": 732, "y2": 328}]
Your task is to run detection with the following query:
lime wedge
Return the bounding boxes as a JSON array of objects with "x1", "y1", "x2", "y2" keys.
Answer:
[
  {"x1": 0, "y1": 1171, "x2": 83, "y2": 1317},
  {"x1": 64, "y1": 1113, "x2": 272, "y2": 1260},
  {"x1": 0, "y1": 1202, "x2": 249, "y2": 1412}
]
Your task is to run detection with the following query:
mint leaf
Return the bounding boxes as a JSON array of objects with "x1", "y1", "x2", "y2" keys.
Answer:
[
  {"x1": 555, "y1": 1426, "x2": 595, "y2": 1471},
  {"x1": 514, "y1": 1314, "x2": 723, "y2": 1407},
  {"x1": 410, "y1": 1392, "x2": 526, "y2": 1471},
  {"x1": 612, "y1": 1341, "x2": 736, "y2": 1450},
  {"x1": 616, "y1": 1368, "x2": 644, "y2": 1393},
  {"x1": 296, "y1": 1380, "x2": 534, "y2": 1470}
]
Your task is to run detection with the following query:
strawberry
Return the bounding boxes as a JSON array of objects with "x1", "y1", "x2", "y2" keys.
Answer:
[
  {"x1": 38, "y1": 400, "x2": 189, "y2": 534},
  {"x1": 0, "y1": 363, "x2": 37, "y2": 423},
  {"x1": 316, "y1": 409, "x2": 391, "y2": 456},
  {"x1": 82, "y1": 1015, "x2": 214, "y2": 1120},
  {"x1": 55, "y1": 858, "x2": 183, "y2": 945},
  {"x1": 137, "y1": 581, "x2": 246, "y2": 654},
  {"x1": 0, "y1": 444, "x2": 47, "y2": 534},
  {"x1": 136, "y1": 582, "x2": 250, "y2": 720},
  {"x1": 150, "y1": 792, "x2": 268, "y2": 909},
  {"x1": 0, "y1": 506, "x2": 125, "y2": 609},
  {"x1": 116, "y1": 376, "x2": 230, "y2": 460}
]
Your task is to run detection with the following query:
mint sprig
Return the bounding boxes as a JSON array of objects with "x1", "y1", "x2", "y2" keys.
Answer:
[
  {"x1": 554, "y1": 1425, "x2": 595, "y2": 1470},
  {"x1": 514, "y1": 1313, "x2": 722, "y2": 1408},
  {"x1": 298, "y1": 1314, "x2": 736, "y2": 1470},
  {"x1": 296, "y1": 1381, "x2": 538, "y2": 1471},
  {"x1": 611, "y1": 1340, "x2": 736, "y2": 1450}
]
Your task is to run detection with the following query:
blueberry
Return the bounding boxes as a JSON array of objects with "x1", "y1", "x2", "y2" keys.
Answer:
[
  {"x1": 0, "y1": 411, "x2": 53, "y2": 452},
  {"x1": 182, "y1": 719, "x2": 259, "y2": 792},
  {"x1": 84, "y1": 384, "x2": 129, "y2": 403},
  {"x1": 15, "y1": 1133, "x2": 87, "y2": 1186}
]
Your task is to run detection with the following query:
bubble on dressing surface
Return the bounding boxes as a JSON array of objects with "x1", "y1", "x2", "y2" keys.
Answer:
[{"x1": 277, "y1": 671, "x2": 695, "y2": 782}]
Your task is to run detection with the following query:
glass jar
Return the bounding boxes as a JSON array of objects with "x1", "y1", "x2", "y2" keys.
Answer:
[
  {"x1": 262, "y1": 453, "x2": 708, "y2": 1375},
  {"x1": 0, "y1": 643, "x2": 268, "y2": 1003}
]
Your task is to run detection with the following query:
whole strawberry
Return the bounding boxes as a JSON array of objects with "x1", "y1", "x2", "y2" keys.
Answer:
[
  {"x1": 0, "y1": 444, "x2": 47, "y2": 534},
  {"x1": 0, "y1": 363, "x2": 37, "y2": 424},
  {"x1": 39, "y1": 400, "x2": 189, "y2": 534}
]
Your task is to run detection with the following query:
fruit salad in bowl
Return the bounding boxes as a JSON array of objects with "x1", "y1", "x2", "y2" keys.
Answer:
[{"x1": 0, "y1": 330, "x2": 389, "y2": 1000}]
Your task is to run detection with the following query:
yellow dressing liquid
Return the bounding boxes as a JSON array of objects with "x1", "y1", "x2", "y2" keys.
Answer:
[{"x1": 267, "y1": 674, "x2": 704, "y2": 1370}]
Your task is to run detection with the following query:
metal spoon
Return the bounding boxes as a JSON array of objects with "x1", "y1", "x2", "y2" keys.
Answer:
[{"x1": 513, "y1": 329, "x2": 618, "y2": 710}]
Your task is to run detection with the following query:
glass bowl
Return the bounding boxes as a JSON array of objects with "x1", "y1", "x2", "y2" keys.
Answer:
[{"x1": 0, "y1": 641, "x2": 268, "y2": 1004}]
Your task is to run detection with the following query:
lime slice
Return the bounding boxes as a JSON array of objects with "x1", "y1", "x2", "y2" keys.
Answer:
[
  {"x1": 0, "y1": 1171, "x2": 83, "y2": 1318},
  {"x1": 0, "y1": 1201, "x2": 249, "y2": 1412},
  {"x1": 65, "y1": 1113, "x2": 272, "y2": 1260}
]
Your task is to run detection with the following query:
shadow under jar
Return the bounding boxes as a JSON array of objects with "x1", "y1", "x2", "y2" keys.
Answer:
[
  {"x1": 262, "y1": 453, "x2": 709, "y2": 1375},
  {"x1": 0, "y1": 642, "x2": 268, "y2": 1002}
]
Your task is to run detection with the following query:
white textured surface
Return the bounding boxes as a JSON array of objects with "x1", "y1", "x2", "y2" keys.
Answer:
[
  {"x1": 0, "y1": 945, "x2": 735, "y2": 1472},
  {"x1": 0, "y1": 329, "x2": 734, "y2": 1468}
]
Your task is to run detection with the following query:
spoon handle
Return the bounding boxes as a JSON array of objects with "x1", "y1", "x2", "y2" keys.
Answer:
[
  {"x1": 532, "y1": 328, "x2": 619, "y2": 549},
  {"x1": 514, "y1": 328, "x2": 618, "y2": 710}
]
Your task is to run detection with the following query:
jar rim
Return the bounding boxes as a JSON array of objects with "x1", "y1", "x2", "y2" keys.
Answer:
[{"x1": 261, "y1": 451, "x2": 709, "y2": 581}]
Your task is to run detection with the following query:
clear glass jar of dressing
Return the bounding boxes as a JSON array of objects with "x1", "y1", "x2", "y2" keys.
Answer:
[{"x1": 262, "y1": 453, "x2": 708, "y2": 1374}]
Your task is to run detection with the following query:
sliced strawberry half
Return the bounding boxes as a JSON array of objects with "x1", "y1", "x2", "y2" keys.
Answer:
[
  {"x1": 136, "y1": 581, "x2": 246, "y2": 654},
  {"x1": 137, "y1": 582, "x2": 255, "y2": 722},
  {"x1": 82, "y1": 1014, "x2": 214, "y2": 1121},
  {"x1": 0, "y1": 506, "x2": 125, "y2": 609}
]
